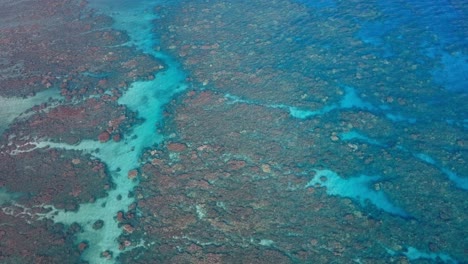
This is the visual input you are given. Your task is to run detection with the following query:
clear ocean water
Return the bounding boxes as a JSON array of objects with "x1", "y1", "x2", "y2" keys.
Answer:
[{"x1": 0, "y1": 0, "x2": 466, "y2": 263}]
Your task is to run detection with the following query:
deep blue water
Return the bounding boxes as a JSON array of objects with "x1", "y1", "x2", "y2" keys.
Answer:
[{"x1": 302, "y1": 0, "x2": 467, "y2": 93}]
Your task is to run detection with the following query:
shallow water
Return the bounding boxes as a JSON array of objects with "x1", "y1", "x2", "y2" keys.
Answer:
[{"x1": 0, "y1": 0, "x2": 466, "y2": 263}]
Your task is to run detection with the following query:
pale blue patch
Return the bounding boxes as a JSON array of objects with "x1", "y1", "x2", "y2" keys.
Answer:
[
  {"x1": 288, "y1": 105, "x2": 337, "y2": 119},
  {"x1": 224, "y1": 93, "x2": 250, "y2": 104},
  {"x1": 287, "y1": 86, "x2": 375, "y2": 119},
  {"x1": 339, "y1": 131, "x2": 385, "y2": 146},
  {"x1": 355, "y1": 21, "x2": 396, "y2": 57},
  {"x1": 378, "y1": 104, "x2": 391, "y2": 110},
  {"x1": 440, "y1": 168, "x2": 468, "y2": 191},
  {"x1": 305, "y1": 169, "x2": 409, "y2": 217},
  {"x1": 432, "y1": 52, "x2": 468, "y2": 93},
  {"x1": 339, "y1": 86, "x2": 417, "y2": 124},
  {"x1": 225, "y1": 85, "x2": 420, "y2": 125},
  {"x1": 339, "y1": 86, "x2": 375, "y2": 110},
  {"x1": 413, "y1": 153, "x2": 468, "y2": 190},
  {"x1": 356, "y1": 21, "x2": 387, "y2": 46},
  {"x1": 87, "y1": 0, "x2": 167, "y2": 52},
  {"x1": 386, "y1": 246, "x2": 459, "y2": 264},
  {"x1": 385, "y1": 113, "x2": 417, "y2": 123},
  {"x1": 223, "y1": 93, "x2": 340, "y2": 119},
  {"x1": 0, "y1": 187, "x2": 21, "y2": 205},
  {"x1": 0, "y1": 87, "x2": 62, "y2": 135},
  {"x1": 414, "y1": 153, "x2": 436, "y2": 165},
  {"x1": 405, "y1": 247, "x2": 458, "y2": 264}
]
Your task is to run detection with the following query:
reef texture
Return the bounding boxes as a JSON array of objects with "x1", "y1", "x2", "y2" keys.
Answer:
[
  {"x1": 0, "y1": 0, "x2": 161, "y2": 262},
  {"x1": 120, "y1": 0, "x2": 467, "y2": 263},
  {"x1": 0, "y1": 0, "x2": 467, "y2": 263}
]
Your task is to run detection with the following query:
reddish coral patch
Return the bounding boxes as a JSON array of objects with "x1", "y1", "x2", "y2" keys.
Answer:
[
  {"x1": 98, "y1": 131, "x2": 110, "y2": 143},
  {"x1": 227, "y1": 160, "x2": 247, "y2": 170},
  {"x1": 122, "y1": 224, "x2": 134, "y2": 234},
  {"x1": 128, "y1": 169, "x2": 138, "y2": 180},
  {"x1": 167, "y1": 142, "x2": 187, "y2": 152},
  {"x1": 78, "y1": 242, "x2": 88, "y2": 252},
  {"x1": 112, "y1": 133, "x2": 121, "y2": 142}
]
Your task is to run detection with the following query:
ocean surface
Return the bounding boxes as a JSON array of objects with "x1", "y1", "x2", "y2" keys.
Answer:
[{"x1": 0, "y1": 0, "x2": 466, "y2": 263}]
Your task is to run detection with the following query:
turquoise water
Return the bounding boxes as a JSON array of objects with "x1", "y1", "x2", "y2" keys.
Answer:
[
  {"x1": 30, "y1": 1, "x2": 187, "y2": 262},
  {"x1": 1, "y1": 0, "x2": 467, "y2": 263},
  {"x1": 87, "y1": 1, "x2": 465, "y2": 262}
]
